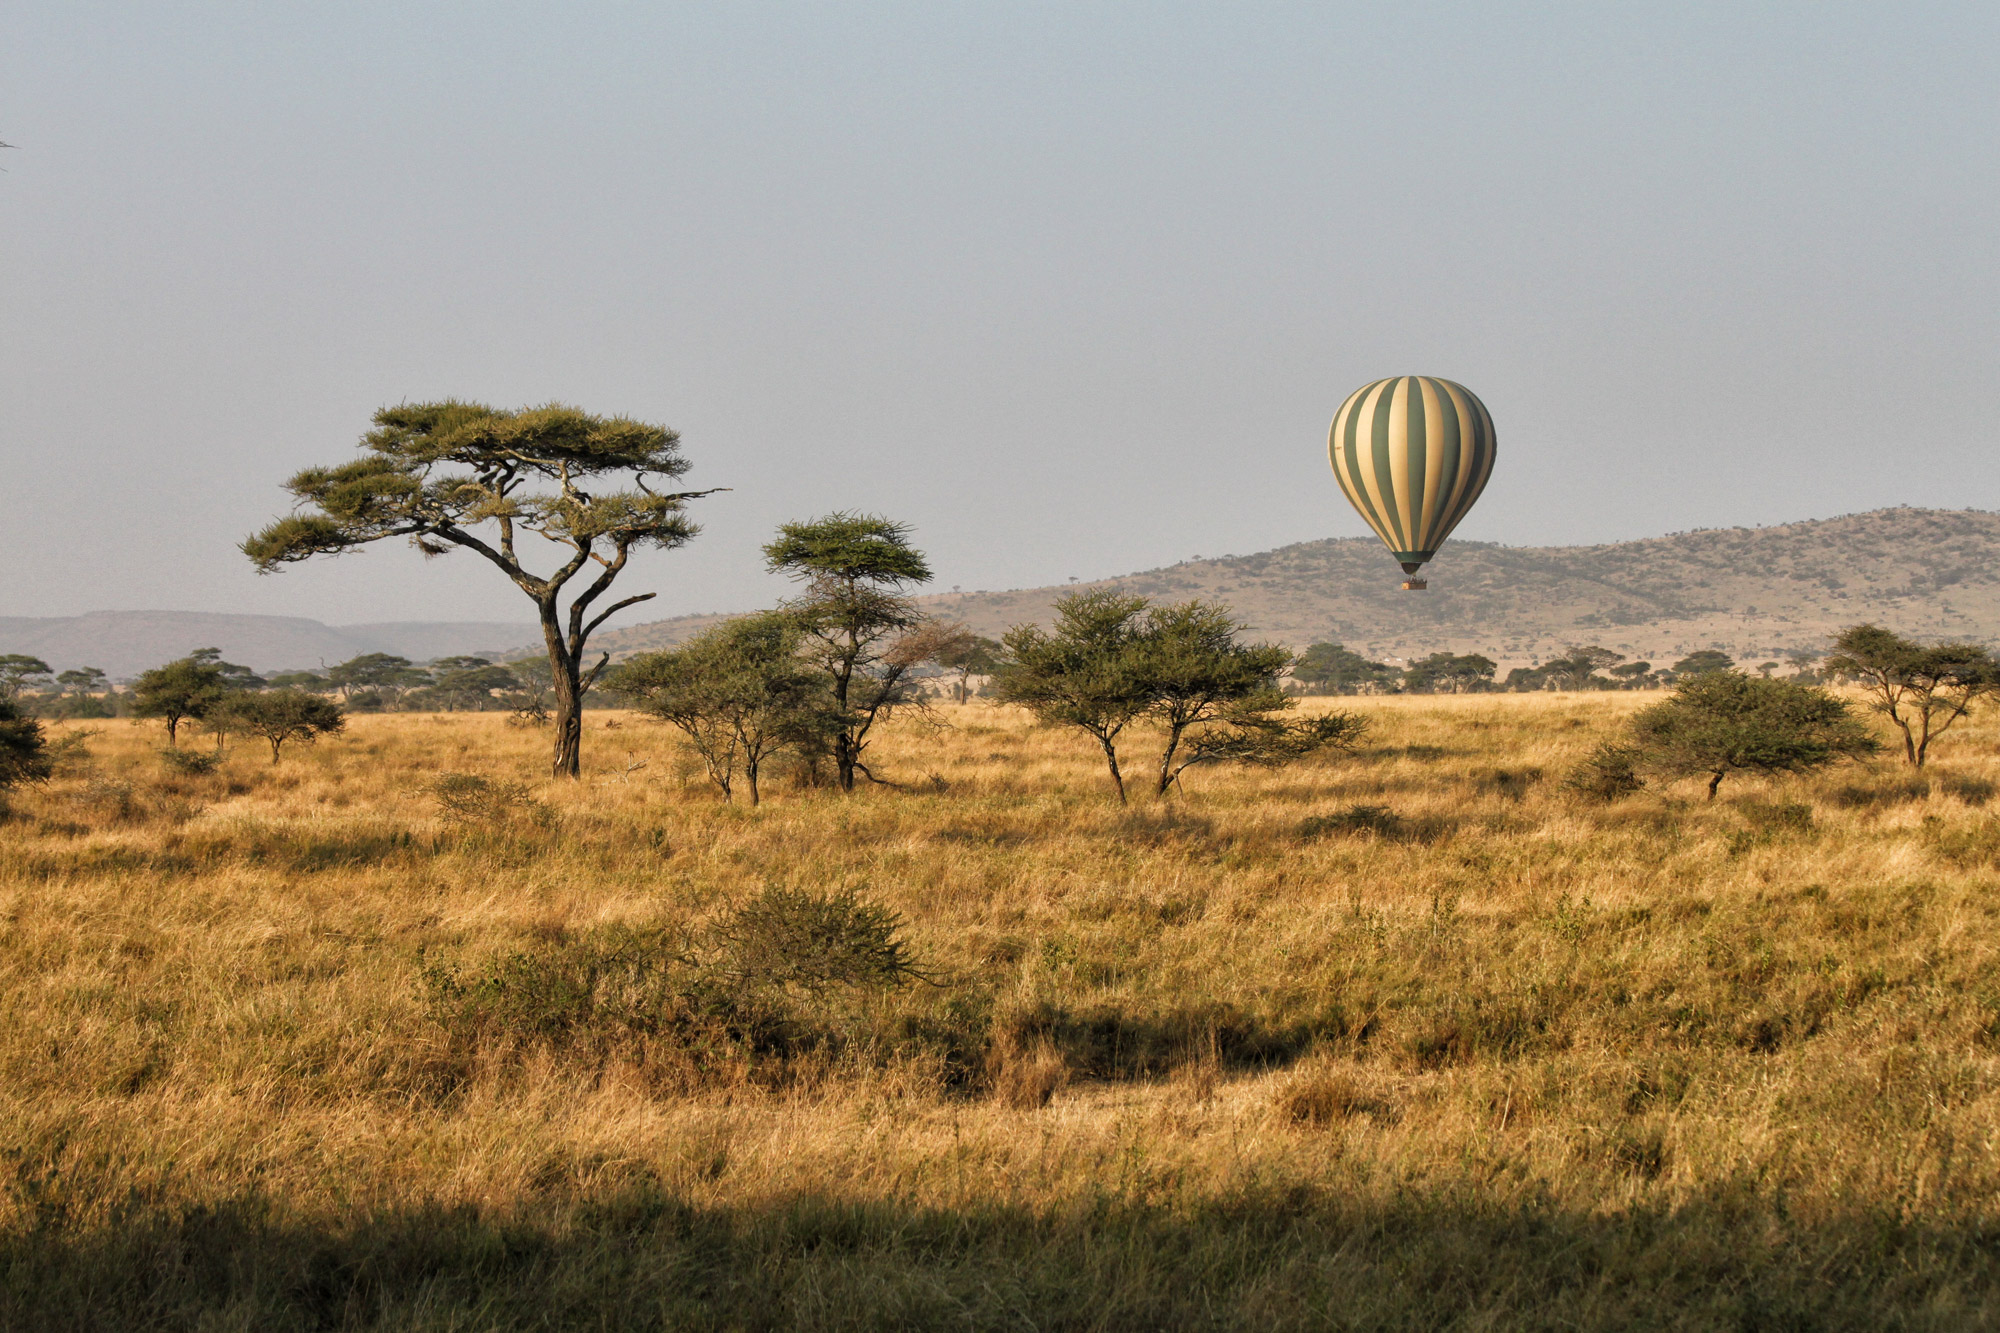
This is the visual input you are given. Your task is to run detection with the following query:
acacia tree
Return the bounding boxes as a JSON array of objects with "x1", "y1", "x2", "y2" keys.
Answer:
[
  {"x1": 0, "y1": 694, "x2": 51, "y2": 790},
  {"x1": 611, "y1": 612, "x2": 837, "y2": 805},
  {"x1": 215, "y1": 688, "x2": 347, "y2": 763},
  {"x1": 933, "y1": 628, "x2": 1005, "y2": 703},
  {"x1": 1825, "y1": 624, "x2": 1999, "y2": 767},
  {"x1": 243, "y1": 401, "x2": 716, "y2": 777},
  {"x1": 1628, "y1": 671, "x2": 1877, "y2": 799},
  {"x1": 764, "y1": 514, "x2": 943, "y2": 790},
  {"x1": 132, "y1": 649, "x2": 261, "y2": 744},
  {"x1": 998, "y1": 591, "x2": 1155, "y2": 801}
]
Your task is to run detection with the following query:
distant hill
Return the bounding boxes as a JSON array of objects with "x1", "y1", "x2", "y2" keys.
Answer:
[
  {"x1": 580, "y1": 507, "x2": 2000, "y2": 668},
  {"x1": 13, "y1": 509, "x2": 1996, "y2": 677},
  {"x1": 0, "y1": 612, "x2": 536, "y2": 679}
]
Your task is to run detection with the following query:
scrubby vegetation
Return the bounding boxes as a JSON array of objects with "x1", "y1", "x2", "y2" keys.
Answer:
[{"x1": 4, "y1": 695, "x2": 2000, "y2": 1327}]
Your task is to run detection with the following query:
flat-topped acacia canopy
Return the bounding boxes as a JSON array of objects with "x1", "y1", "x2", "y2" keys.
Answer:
[{"x1": 244, "y1": 400, "x2": 720, "y2": 777}]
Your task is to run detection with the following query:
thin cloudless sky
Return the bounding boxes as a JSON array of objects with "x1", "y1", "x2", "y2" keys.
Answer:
[{"x1": 3, "y1": 3, "x2": 1996, "y2": 625}]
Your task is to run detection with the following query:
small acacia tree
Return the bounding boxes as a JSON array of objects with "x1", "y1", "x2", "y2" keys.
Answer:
[
  {"x1": 243, "y1": 401, "x2": 716, "y2": 777},
  {"x1": 1825, "y1": 624, "x2": 1999, "y2": 767},
  {"x1": 999, "y1": 591, "x2": 1156, "y2": 801},
  {"x1": 610, "y1": 612, "x2": 837, "y2": 805},
  {"x1": 1628, "y1": 671, "x2": 1878, "y2": 799},
  {"x1": 764, "y1": 513, "x2": 944, "y2": 790},
  {"x1": 1003, "y1": 592, "x2": 1364, "y2": 800},
  {"x1": 216, "y1": 688, "x2": 347, "y2": 763},
  {"x1": 1293, "y1": 643, "x2": 1397, "y2": 695},
  {"x1": 132, "y1": 649, "x2": 261, "y2": 744},
  {"x1": 933, "y1": 628, "x2": 1006, "y2": 703}
]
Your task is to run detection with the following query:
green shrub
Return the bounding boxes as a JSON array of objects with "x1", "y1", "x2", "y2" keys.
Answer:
[{"x1": 160, "y1": 747, "x2": 220, "y2": 776}]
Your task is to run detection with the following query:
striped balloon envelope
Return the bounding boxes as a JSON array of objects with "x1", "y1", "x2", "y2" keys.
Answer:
[{"x1": 1328, "y1": 376, "x2": 1496, "y2": 586}]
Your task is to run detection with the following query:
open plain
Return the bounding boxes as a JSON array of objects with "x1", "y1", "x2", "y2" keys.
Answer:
[{"x1": 5, "y1": 695, "x2": 2000, "y2": 1329}]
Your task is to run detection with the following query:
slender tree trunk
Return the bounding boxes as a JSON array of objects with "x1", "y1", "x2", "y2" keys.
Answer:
[
  {"x1": 1707, "y1": 770, "x2": 1724, "y2": 800},
  {"x1": 745, "y1": 757, "x2": 760, "y2": 807},
  {"x1": 269, "y1": 737, "x2": 281, "y2": 764},
  {"x1": 542, "y1": 608, "x2": 584, "y2": 779},
  {"x1": 1099, "y1": 734, "x2": 1127, "y2": 803},
  {"x1": 1915, "y1": 711, "x2": 1933, "y2": 768}
]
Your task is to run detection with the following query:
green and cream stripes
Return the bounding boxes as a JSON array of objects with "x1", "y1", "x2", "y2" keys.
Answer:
[{"x1": 1328, "y1": 375, "x2": 1496, "y2": 573}]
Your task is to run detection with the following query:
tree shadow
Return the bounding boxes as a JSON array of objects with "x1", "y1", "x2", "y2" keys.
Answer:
[{"x1": 5, "y1": 1178, "x2": 1994, "y2": 1330}]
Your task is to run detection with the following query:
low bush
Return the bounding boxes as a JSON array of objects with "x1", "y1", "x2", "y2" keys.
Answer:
[
  {"x1": 1560, "y1": 743, "x2": 1643, "y2": 800},
  {"x1": 428, "y1": 772, "x2": 547, "y2": 826},
  {"x1": 159, "y1": 747, "x2": 220, "y2": 776}
]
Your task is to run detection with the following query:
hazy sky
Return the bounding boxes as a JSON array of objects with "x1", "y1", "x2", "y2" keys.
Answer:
[{"x1": 4, "y1": 3, "x2": 1996, "y2": 626}]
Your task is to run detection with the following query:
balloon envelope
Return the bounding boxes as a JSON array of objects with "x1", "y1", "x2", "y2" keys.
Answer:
[{"x1": 1328, "y1": 376, "x2": 1496, "y2": 574}]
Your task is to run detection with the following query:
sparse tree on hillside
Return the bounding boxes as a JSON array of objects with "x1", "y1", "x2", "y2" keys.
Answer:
[
  {"x1": 764, "y1": 513, "x2": 943, "y2": 790},
  {"x1": 611, "y1": 612, "x2": 837, "y2": 805},
  {"x1": 243, "y1": 401, "x2": 717, "y2": 777},
  {"x1": 1825, "y1": 624, "x2": 2000, "y2": 767},
  {"x1": 215, "y1": 688, "x2": 346, "y2": 763},
  {"x1": 1628, "y1": 671, "x2": 1877, "y2": 799},
  {"x1": 132, "y1": 649, "x2": 260, "y2": 744}
]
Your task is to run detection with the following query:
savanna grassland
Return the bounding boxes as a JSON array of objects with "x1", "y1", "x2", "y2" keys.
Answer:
[{"x1": 5, "y1": 695, "x2": 2000, "y2": 1330}]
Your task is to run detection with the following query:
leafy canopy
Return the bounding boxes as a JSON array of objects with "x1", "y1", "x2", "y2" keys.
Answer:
[{"x1": 1628, "y1": 671, "x2": 1878, "y2": 798}]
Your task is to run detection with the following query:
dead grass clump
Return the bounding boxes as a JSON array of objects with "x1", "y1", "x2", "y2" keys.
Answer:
[
  {"x1": 1299, "y1": 805, "x2": 1402, "y2": 840},
  {"x1": 427, "y1": 771, "x2": 547, "y2": 826},
  {"x1": 987, "y1": 1033, "x2": 1069, "y2": 1109},
  {"x1": 1559, "y1": 743, "x2": 1643, "y2": 800}
]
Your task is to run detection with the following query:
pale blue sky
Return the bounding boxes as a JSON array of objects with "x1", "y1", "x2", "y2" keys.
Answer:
[{"x1": 3, "y1": 3, "x2": 1995, "y2": 625}]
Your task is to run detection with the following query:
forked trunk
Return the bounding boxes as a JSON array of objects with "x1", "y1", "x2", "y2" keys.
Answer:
[{"x1": 1707, "y1": 770, "x2": 1725, "y2": 800}]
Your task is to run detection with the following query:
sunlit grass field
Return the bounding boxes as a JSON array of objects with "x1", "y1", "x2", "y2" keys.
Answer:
[{"x1": 5, "y1": 694, "x2": 2000, "y2": 1329}]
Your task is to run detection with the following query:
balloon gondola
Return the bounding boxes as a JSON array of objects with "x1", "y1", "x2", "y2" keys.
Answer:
[{"x1": 1328, "y1": 376, "x2": 1495, "y2": 589}]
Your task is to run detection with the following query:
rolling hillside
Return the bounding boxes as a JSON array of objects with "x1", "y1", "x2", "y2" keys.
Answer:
[
  {"x1": 9, "y1": 508, "x2": 1994, "y2": 676},
  {"x1": 0, "y1": 613, "x2": 536, "y2": 678},
  {"x1": 586, "y1": 507, "x2": 2000, "y2": 667}
]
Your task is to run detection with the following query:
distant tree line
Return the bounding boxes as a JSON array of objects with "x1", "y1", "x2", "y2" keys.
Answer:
[{"x1": 1289, "y1": 642, "x2": 1846, "y2": 695}]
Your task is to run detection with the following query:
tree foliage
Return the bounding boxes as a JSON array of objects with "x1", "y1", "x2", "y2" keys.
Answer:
[
  {"x1": 1001, "y1": 592, "x2": 1364, "y2": 800},
  {"x1": 243, "y1": 401, "x2": 715, "y2": 777},
  {"x1": 214, "y1": 688, "x2": 347, "y2": 762},
  {"x1": 610, "y1": 612, "x2": 839, "y2": 805},
  {"x1": 1627, "y1": 671, "x2": 1878, "y2": 799},
  {"x1": 0, "y1": 655, "x2": 53, "y2": 696},
  {"x1": 764, "y1": 513, "x2": 942, "y2": 790},
  {"x1": 1293, "y1": 643, "x2": 1397, "y2": 695},
  {"x1": 131, "y1": 649, "x2": 260, "y2": 744},
  {"x1": 1825, "y1": 623, "x2": 2000, "y2": 767},
  {"x1": 0, "y1": 694, "x2": 51, "y2": 790},
  {"x1": 1402, "y1": 652, "x2": 1497, "y2": 694}
]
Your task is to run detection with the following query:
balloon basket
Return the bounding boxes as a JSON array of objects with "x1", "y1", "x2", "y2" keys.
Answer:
[{"x1": 1400, "y1": 579, "x2": 1428, "y2": 591}]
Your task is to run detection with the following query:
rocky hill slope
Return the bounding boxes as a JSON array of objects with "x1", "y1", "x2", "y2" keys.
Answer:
[{"x1": 586, "y1": 507, "x2": 2000, "y2": 667}]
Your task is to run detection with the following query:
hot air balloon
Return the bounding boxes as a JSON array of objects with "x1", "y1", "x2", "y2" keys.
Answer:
[{"x1": 1328, "y1": 376, "x2": 1495, "y2": 589}]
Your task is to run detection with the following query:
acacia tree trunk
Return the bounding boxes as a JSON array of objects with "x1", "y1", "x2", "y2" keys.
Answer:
[
  {"x1": 1098, "y1": 734, "x2": 1127, "y2": 803},
  {"x1": 542, "y1": 609, "x2": 585, "y2": 780},
  {"x1": 1707, "y1": 770, "x2": 1725, "y2": 800}
]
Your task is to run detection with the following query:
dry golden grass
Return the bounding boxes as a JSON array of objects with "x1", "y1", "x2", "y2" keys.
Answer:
[{"x1": 5, "y1": 694, "x2": 2000, "y2": 1329}]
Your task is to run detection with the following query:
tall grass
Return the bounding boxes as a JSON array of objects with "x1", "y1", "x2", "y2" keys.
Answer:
[{"x1": 3, "y1": 695, "x2": 1999, "y2": 1328}]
